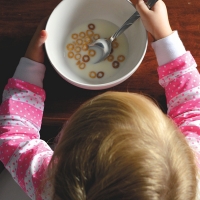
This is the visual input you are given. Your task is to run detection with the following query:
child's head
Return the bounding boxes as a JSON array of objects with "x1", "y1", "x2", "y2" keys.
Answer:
[{"x1": 47, "y1": 91, "x2": 197, "y2": 200}]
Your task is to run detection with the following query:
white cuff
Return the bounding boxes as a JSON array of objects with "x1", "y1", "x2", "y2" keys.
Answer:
[
  {"x1": 151, "y1": 31, "x2": 186, "y2": 66},
  {"x1": 13, "y1": 57, "x2": 46, "y2": 88}
]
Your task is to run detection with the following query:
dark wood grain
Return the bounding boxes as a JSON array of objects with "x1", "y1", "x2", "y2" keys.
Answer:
[{"x1": 0, "y1": 0, "x2": 199, "y2": 129}]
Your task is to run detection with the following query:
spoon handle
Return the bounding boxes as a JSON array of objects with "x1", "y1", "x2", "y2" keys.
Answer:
[
  {"x1": 110, "y1": 11, "x2": 140, "y2": 42},
  {"x1": 110, "y1": 0, "x2": 158, "y2": 42}
]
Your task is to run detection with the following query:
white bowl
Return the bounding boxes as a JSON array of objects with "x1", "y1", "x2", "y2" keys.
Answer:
[{"x1": 45, "y1": 0, "x2": 148, "y2": 90}]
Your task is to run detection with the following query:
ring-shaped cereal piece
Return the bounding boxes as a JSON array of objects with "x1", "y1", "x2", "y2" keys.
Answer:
[
  {"x1": 75, "y1": 46, "x2": 81, "y2": 53},
  {"x1": 75, "y1": 54, "x2": 81, "y2": 60},
  {"x1": 82, "y1": 44, "x2": 89, "y2": 51},
  {"x1": 72, "y1": 33, "x2": 78, "y2": 40},
  {"x1": 107, "y1": 55, "x2": 114, "y2": 62},
  {"x1": 76, "y1": 39, "x2": 83, "y2": 45},
  {"x1": 88, "y1": 23, "x2": 95, "y2": 30},
  {"x1": 82, "y1": 55, "x2": 90, "y2": 62},
  {"x1": 93, "y1": 34, "x2": 100, "y2": 40},
  {"x1": 79, "y1": 62, "x2": 86, "y2": 70},
  {"x1": 84, "y1": 37, "x2": 92, "y2": 44},
  {"x1": 112, "y1": 41, "x2": 119, "y2": 48},
  {"x1": 66, "y1": 43, "x2": 74, "y2": 51},
  {"x1": 89, "y1": 71, "x2": 96, "y2": 78},
  {"x1": 86, "y1": 30, "x2": 94, "y2": 37},
  {"x1": 79, "y1": 32, "x2": 86, "y2": 38},
  {"x1": 97, "y1": 71, "x2": 104, "y2": 78},
  {"x1": 68, "y1": 52, "x2": 74, "y2": 59},
  {"x1": 88, "y1": 49, "x2": 96, "y2": 57},
  {"x1": 112, "y1": 61, "x2": 120, "y2": 68},
  {"x1": 117, "y1": 55, "x2": 125, "y2": 62}
]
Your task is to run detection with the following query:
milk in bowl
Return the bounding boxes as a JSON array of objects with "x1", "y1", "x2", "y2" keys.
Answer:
[{"x1": 65, "y1": 19, "x2": 129, "y2": 83}]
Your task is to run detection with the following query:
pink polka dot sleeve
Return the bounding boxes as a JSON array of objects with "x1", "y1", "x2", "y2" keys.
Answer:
[
  {"x1": 0, "y1": 78, "x2": 53, "y2": 200},
  {"x1": 158, "y1": 51, "x2": 200, "y2": 168}
]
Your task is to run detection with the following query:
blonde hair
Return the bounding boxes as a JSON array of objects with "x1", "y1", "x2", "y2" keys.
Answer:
[{"x1": 47, "y1": 91, "x2": 197, "y2": 200}]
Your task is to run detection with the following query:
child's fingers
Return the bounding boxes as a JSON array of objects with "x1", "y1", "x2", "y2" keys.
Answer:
[
  {"x1": 30, "y1": 30, "x2": 47, "y2": 49},
  {"x1": 40, "y1": 30, "x2": 47, "y2": 38},
  {"x1": 38, "y1": 30, "x2": 48, "y2": 46},
  {"x1": 136, "y1": 0, "x2": 151, "y2": 14},
  {"x1": 136, "y1": 0, "x2": 162, "y2": 14}
]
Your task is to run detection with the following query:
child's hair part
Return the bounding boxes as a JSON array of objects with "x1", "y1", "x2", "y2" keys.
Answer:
[{"x1": 47, "y1": 91, "x2": 197, "y2": 200}]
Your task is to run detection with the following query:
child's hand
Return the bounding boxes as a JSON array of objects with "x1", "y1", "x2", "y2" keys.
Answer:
[
  {"x1": 135, "y1": 0, "x2": 173, "y2": 40},
  {"x1": 25, "y1": 17, "x2": 48, "y2": 64}
]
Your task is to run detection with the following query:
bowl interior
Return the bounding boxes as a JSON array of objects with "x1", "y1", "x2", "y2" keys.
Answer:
[{"x1": 45, "y1": 0, "x2": 147, "y2": 90}]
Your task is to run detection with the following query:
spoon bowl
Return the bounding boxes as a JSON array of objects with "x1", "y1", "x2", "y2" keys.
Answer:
[{"x1": 89, "y1": 38, "x2": 112, "y2": 63}]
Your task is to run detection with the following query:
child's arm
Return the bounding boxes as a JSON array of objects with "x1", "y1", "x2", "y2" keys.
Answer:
[
  {"x1": 0, "y1": 19, "x2": 53, "y2": 199},
  {"x1": 137, "y1": 0, "x2": 200, "y2": 167},
  {"x1": 154, "y1": 36, "x2": 200, "y2": 167}
]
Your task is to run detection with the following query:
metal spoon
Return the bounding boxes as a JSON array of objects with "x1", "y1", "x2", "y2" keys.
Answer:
[{"x1": 88, "y1": 0, "x2": 158, "y2": 63}]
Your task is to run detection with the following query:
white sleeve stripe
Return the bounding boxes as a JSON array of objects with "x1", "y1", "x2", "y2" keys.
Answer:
[
  {"x1": 24, "y1": 152, "x2": 53, "y2": 199},
  {"x1": 159, "y1": 63, "x2": 197, "y2": 87},
  {"x1": 168, "y1": 86, "x2": 200, "y2": 112},
  {"x1": 29, "y1": 151, "x2": 52, "y2": 174},
  {"x1": 0, "y1": 115, "x2": 41, "y2": 131},
  {"x1": 179, "y1": 120, "x2": 200, "y2": 128},
  {"x1": 2, "y1": 88, "x2": 44, "y2": 111},
  {"x1": 0, "y1": 135, "x2": 28, "y2": 146},
  {"x1": 18, "y1": 140, "x2": 52, "y2": 154},
  {"x1": 173, "y1": 110, "x2": 200, "y2": 118}
]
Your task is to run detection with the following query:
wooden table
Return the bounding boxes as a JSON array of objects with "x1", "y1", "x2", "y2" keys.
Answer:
[{"x1": 0, "y1": 0, "x2": 199, "y2": 138}]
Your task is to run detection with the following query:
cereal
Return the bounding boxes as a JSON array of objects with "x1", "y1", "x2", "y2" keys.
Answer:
[
  {"x1": 88, "y1": 49, "x2": 96, "y2": 57},
  {"x1": 117, "y1": 55, "x2": 125, "y2": 62},
  {"x1": 93, "y1": 34, "x2": 100, "y2": 40},
  {"x1": 68, "y1": 52, "x2": 74, "y2": 59},
  {"x1": 78, "y1": 62, "x2": 86, "y2": 69},
  {"x1": 112, "y1": 41, "x2": 119, "y2": 48},
  {"x1": 112, "y1": 61, "x2": 120, "y2": 68},
  {"x1": 107, "y1": 55, "x2": 114, "y2": 62},
  {"x1": 79, "y1": 32, "x2": 86, "y2": 38},
  {"x1": 75, "y1": 54, "x2": 81, "y2": 60},
  {"x1": 66, "y1": 19, "x2": 129, "y2": 81},
  {"x1": 66, "y1": 43, "x2": 74, "y2": 51},
  {"x1": 97, "y1": 71, "x2": 104, "y2": 78},
  {"x1": 84, "y1": 37, "x2": 92, "y2": 44},
  {"x1": 82, "y1": 55, "x2": 90, "y2": 62},
  {"x1": 75, "y1": 46, "x2": 81, "y2": 53},
  {"x1": 76, "y1": 39, "x2": 83, "y2": 45},
  {"x1": 72, "y1": 33, "x2": 78, "y2": 39},
  {"x1": 89, "y1": 71, "x2": 96, "y2": 78},
  {"x1": 86, "y1": 30, "x2": 94, "y2": 37},
  {"x1": 88, "y1": 23, "x2": 95, "y2": 30},
  {"x1": 82, "y1": 44, "x2": 89, "y2": 51}
]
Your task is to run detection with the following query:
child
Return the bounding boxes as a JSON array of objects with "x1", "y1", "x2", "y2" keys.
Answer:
[{"x1": 0, "y1": 0, "x2": 199, "y2": 199}]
